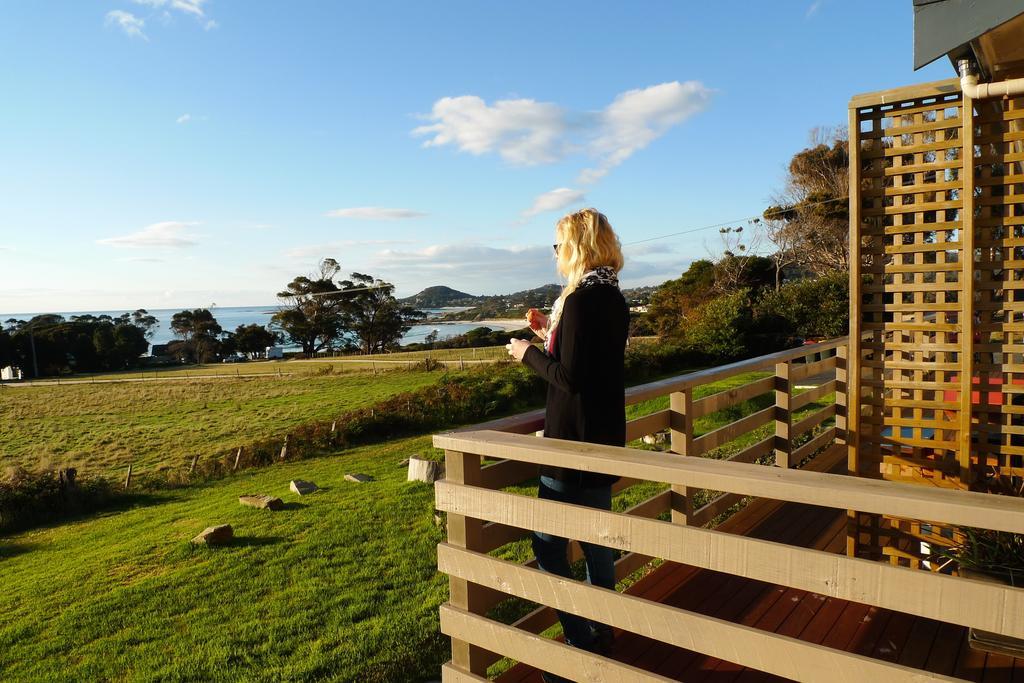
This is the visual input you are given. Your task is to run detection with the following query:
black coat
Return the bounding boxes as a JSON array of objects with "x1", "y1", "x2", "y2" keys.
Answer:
[{"x1": 522, "y1": 282, "x2": 629, "y2": 487}]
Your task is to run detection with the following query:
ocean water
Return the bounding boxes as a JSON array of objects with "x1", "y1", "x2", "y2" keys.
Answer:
[{"x1": 0, "y1": 305, "x2": 505, "y2": 350}]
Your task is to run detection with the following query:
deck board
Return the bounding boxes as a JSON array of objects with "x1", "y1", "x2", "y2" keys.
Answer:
[{"x1": 492, "y1": 453, "x2": 1024, "y2": 682}]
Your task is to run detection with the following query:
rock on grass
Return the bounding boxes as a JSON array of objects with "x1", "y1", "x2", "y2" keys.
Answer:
[
  {"x1": 289, "y1": 480, "x2": 319, "y2": 495},
  {"x1": 191, "y1": 524, "x2": 233, "y2": 546},
  {"x1": 239, "y1": 495, "x2": 284, "y2": 510}
]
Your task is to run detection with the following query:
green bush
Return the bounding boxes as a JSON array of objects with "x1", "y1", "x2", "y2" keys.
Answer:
[
  {"x1": 0, "y1": 468, "x2": 118, "y2": 533},
  {"x1": 755, "y1": 273, "x2": 849, "y2": 340},
  {"x1": 684, "y1": 290, "x2": 755, "y2": 361}
]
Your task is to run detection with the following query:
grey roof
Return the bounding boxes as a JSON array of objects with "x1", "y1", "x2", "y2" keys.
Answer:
[{"x1": 913, "y1": 0, "x2": 1024, "y2": 70}]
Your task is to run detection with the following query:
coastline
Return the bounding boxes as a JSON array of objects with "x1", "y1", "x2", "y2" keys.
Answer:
[{"x1": 425, "y1": 318, "x2": 528, "y2": 332}]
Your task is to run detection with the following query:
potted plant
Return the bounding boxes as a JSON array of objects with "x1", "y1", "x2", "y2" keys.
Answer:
[{"x1": 932, "y1": 528, "x2": 1024, "y2": 657}]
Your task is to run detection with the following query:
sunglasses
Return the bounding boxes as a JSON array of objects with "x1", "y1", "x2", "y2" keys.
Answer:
[{"x1": 552, "y1": 243, "x2": 560, "y2": 253}]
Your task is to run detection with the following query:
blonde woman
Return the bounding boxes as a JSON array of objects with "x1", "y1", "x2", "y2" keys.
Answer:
[{"x1": 507, "y1": 208, "x2": 629, "y2": 670}]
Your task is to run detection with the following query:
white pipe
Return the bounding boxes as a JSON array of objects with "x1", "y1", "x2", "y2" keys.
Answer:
[{"x1": 959, "y1": 59, "x2": 1024, "y2": 99}]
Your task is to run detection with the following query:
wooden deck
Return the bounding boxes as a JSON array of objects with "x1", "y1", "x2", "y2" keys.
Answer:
[{"x1": 496, "y1": 481, "x2": 1024, "y2": 682}]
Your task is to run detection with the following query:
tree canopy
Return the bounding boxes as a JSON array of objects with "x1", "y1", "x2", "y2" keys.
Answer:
[{"x1": 763, "y1": 128, "x2": 850, "y2": 276}]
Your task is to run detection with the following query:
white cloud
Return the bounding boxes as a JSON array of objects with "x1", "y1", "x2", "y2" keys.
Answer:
[
  {"x1": 169, "y1": 0, "x2": 207, "y2": 17},
  {"x1": 414, "y1": 81, "x2": 711, "y2": 182},
  {"x1": 285, "y1": 239, "x2": 416, "y2": 261},
  {"x1": 106, "y1": 10, "x2": 147, "y2": 40},
  {"x1": 522, "y1": 188, "x2": 585, "y2": 218},
  {"x1": 128, "y1": 0, "x2": 216, "y2": 30},
  {"x1": 805, "y1": 1, "x2": 823, "y2": 18},
  {"x1": 176, "y1": 113, "x2": 191, "y2": 124},
  {"x1": 580, "y1": 81, "x2": 712, "y2": 183},
  {"x1": 97, "y1": 221, "x2": 199, "y2": 248},
  {"x1": 119, "y1": 256, "x2": 166, "y2": 263},
  {"x1": 325, "y1": 207, "x2": 427, "y2": 220},
  {"x1": 623, "y1": 242, "x2": 676, "y2": 257},
  {"x1": 373, "y1": 244, "x2": 555, "y2": 289},
  {"x1": 413, "y1": 96, "x2": 568, "y2": 166}
]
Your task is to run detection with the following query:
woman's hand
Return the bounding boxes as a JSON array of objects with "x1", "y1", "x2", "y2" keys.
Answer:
[
  {"x1": 526, "y1": 308, "x2": 549, "y2": 340},
  {"x1": 506, "y1": 338, "x2": 532, "y2": 362}
]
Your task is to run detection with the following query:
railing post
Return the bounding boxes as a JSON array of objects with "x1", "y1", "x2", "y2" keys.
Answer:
[
  {"x1": 774, "y1": 362, "x2": 792, "y2": 469},
  {"x1": 835, "y1": 345, "x2": 847, "y2": 446},
  {"x1": 443, "y1": 449, "x2": 490, "y2": 675},
  {"x1": 669, "y1": 389, "x2": 694, "y2": 524}
]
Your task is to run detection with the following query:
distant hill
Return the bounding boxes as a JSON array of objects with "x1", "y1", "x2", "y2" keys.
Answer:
[
  {"x1": 425, "y1": 284, "x2": 562, "y2": 321},
  {"x1": 399, "y1": 286, "x2": 478, "y2": 308},
  {"x1": 406, "y1": 282, "x2": 660, "y2": 320}
]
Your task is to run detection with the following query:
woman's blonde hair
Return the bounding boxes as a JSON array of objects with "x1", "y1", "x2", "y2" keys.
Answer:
[{"x1": 551, "y1": 208, "x2": 624, "y2": 323}]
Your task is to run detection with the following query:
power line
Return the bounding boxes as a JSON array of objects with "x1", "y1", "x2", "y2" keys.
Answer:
[{"x1": 622, "y1": 195, "x2": 849, "y2": 246}]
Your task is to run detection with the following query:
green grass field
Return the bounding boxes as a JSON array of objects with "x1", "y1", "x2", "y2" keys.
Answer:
[
  {"x1": 0, "y1": 369, "x2": 444, "y2": 476},
  {"x1": 0, "y1": 435, "x2": 449, "y2": 682},
  {"x1": 15, "y1": 345, "x2": 513, "y2": 384}
]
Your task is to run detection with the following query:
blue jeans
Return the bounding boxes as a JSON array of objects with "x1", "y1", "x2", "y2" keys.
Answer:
[{"x1": 531, "y1": 475, "x2": 615, "y2": 648}]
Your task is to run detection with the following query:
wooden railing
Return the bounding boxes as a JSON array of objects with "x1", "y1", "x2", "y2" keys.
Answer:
[{"x1": 434, "y1": 339, "x2": 871, "y2": 679}]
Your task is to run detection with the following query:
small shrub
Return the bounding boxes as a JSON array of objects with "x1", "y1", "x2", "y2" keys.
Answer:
[
  {"x1": 0, "y1": 468, "x2": 118, "y2": 534},
  {"x1": 755, "y1": 273, "x2": 849, "y2": 340},
  {"x1": 684, "y1": 290, "x2": 754, "y2": 361}
]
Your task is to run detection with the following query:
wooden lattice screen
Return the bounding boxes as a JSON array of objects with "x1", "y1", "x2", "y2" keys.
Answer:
[{"x1": 847, "y1": 78, "x2": 1024, "y2": 566}]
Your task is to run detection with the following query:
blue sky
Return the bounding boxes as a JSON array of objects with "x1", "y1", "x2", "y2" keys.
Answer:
[{"x1": 0, "y1": 0, "x2": 952, "y2": 314}]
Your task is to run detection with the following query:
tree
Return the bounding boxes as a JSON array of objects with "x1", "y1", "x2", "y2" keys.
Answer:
[
  {"x1": 765, "y1": 127, "x2": 850, "y2": 275},
  {"x1": 170, "y1": 309, "x2": 223, "y2": 363},
  {"x1": 272, "y1": 258, "x2": 347, "y2": 356},
  {"x1": 0, "y1": 328, "x2": 14, "y2": 369},
  {"x1": 126, "y1": 309, "x2": 159, "y2": 339},
  {"x1": 424, "y1": 329, "x2": 440, "y2": 349},
  {"x1": 339, "y1": 272, "x2": 425, "y2": 354},
  {"x1": 646, "y1": 260, "x2": 717, "y2": 337},
  {"x1": 234, "y1": 324, "x2": 280, "y2": 356}
]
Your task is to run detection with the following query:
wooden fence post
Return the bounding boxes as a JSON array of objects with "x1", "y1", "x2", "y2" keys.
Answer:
[
  {"x1": 775, "y1": 362, "x2": 792, "y2": 469},
  {"x1": 279, "y1": 435, "x2": 289, "y2": 461},
  {"x1": 835, "y1": 345, "x2": 847, "y2": 447},
  {"x1": 124, "y1": 464, "x2": 133, "y2": 490},
  {"x1": 669, "y1": 389, "x2": 694, "y2": 524},
  {"x1": 444, "y1": 449, "x2": 490, "y2": 675},
  {"x1": 189, "y1": 454, "x2": 200, "y2": 474}
]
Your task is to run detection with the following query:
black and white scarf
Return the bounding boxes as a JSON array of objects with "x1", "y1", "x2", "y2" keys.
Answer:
[{"x1": 545, "y1": 267, "x2": 620, "y2": 353}]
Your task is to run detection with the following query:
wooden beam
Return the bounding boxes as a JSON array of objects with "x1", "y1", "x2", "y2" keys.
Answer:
[
  {"x1": 440, "y1": 662, "x2": 489, "y2": 683},
  {"x1": 669, "y1": 389, "x2": 693, "y2": 524},
  {"x1": 792, "y1": 404, "x2": 837, "y2": 440},
  {"x1": 442, "y1": 450, "x2": 492, "y2": 675},
  {"x1": 959, "y1": 91, "x2": 976, "y2": 488},
  {"x1": 691, "y1": 376, "x2": 774, "y2": 419},
  {"x1": 438, "y1": 549, "x2": 963, "y2": 682},
  {"x1": 435, "y1": 488, "x2": 1024, "y2": 638},
  {"x1": 792, "y1": 379, "x2": 838, "y2": 411},
  {"x1": 432, "y1": 430, "x2": 1024, "y2": 533},
  {"x1": 621, "y1": 337, "x2": 848, "y2": 405},
  {"x1": 847, "y1": 103, "x2": 863, "y2": 520},
  {"x1": 791, "y1": 355, "x2": 838, "y2": 381},
  {"x1": 691, "y1": 405, "x2": 774, "y2": 457},
  {"x1": 440, "y1": 605, "x2": 676, "y2": 682},
  {"x1": 626, "y1": 409, "x2": 670, "y2": 442},
  {"x1": 775, "y1": 362, "x2": 793, "y2": 468},
  {"x1": 849, "y1": 77, "x2": 960, "y2": 110}
]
